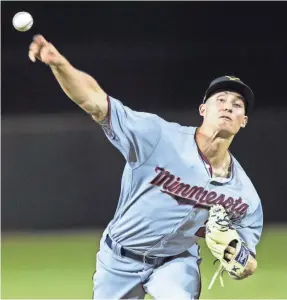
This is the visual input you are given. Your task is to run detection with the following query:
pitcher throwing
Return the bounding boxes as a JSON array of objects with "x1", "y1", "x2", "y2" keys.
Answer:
[{"x1": 29, "y1": 35, "x2": 263, "y2": 299}]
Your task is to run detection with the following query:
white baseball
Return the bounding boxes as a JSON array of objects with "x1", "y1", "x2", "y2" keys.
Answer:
[{"x1": 12, "y1": 12, "x2": 33, "y2": 32}]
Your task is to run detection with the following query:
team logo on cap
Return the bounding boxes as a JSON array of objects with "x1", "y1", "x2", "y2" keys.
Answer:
[{"x1": 226, "y1": 76, "x2": 240, "y2": 81}]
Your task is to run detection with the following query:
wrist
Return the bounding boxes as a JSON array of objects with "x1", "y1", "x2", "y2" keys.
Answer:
[
  {"x1": 229, "y1": 250, "x2": 257, "y2": 280},
  {"x1": 50, "y1": 56, "x2": 71, "y2": 71},
  {"x1": 242, "y1": 254, "x2": 257, "y2": 277}
]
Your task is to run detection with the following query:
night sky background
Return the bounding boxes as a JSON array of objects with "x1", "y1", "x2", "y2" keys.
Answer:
[{"x1": 2, "y1": 1, "x2": 287, "y2": 229}]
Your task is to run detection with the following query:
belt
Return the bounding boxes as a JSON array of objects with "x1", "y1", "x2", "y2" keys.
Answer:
[{"x1": 105, "y1": 234, "x2": 169, "y2": 265}]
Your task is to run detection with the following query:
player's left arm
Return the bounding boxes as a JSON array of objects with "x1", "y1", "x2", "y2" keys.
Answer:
[
  {"x1": 206, "y1": 202, "x2": 263, "y2": 282},
  {"x1": 227, "y1": 201, "x2": 263, "y2": 279}
]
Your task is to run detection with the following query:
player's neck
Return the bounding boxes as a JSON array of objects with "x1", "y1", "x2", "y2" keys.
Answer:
[{"x1": 196, "y1": 126, "x2": 233, "y2": 168}]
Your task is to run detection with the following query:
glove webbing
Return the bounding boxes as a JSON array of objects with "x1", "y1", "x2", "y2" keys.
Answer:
[
  {"x1": 207, "y1": 210, "x2": 233, "y2": 289},
  {"x1": 208, "y1": 214, "x2": 230, "y2": 289}
]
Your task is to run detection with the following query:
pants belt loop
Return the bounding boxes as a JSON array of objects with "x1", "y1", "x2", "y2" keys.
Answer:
[
  {"x1": 114, "y1": 241, "x2": 123, "y2": 257},
  {"x1": 107, "y1": 234, "x2": 123, "y2": 257},
  {"x1": 143, "y1": 253, "x2": 147, "y2": 269}
]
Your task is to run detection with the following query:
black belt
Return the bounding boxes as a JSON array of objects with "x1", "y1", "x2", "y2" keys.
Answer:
[{"x1": 105, "y1": 234, "x2": 169, "y2": 265}]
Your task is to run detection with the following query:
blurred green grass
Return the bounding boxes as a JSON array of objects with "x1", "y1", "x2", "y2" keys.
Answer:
[{"x1": 1, "y1": 225, "x2": 287, "y2": 299}]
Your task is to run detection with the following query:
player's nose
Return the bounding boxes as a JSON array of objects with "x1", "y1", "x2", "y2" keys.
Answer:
[{"x1": 223, "y1": 102, "x2": 233, "y2": 112}]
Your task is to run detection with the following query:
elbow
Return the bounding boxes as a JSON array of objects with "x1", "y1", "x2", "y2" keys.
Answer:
[{"x1": 80, "y1": 91, "x2": 108, "y2": 120}]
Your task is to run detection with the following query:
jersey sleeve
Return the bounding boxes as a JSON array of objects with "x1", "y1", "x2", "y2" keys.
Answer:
[
  {"x1": 235, "y1": 201, "x2": 263, "y2": 257},
  {"x1": 98, "y1": 95, "x2": 161, "y2": 167}
]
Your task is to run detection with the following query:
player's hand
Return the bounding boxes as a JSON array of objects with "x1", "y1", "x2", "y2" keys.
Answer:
[
  {"x1": 224, "y1": 245, "x2": 236, "y2": 261},
  {"x1": 28, "y1": 35, "x2": 66, "y2": 66}
]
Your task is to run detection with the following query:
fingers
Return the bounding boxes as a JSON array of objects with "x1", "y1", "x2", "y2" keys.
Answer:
[
  {"x1": 39, "y1": 46, "x2": 53, "y2": 64},
  {"x1": 226, "y1": 246, "x2": 236, "y2": 255},
  {"x1": 224, "y1": 246, "x2": 236, "y2": 261},
  {"x1": 33, "y1": 34, "x2": 49, "y2": 46},
  {"x1": 28, "y1": 35, "x2": 49, "y2": 63},
  {"x1": 28, "y1": 43, "x2": 38, "y2": 62},
  {"x1": 28, "y1": 35, "x2": 63, "y2": 66},
  {"x1": 28, "y1": 49, "x2": 36, "y2": 62},
  {"x1": 224, "y1": 252, "x2": 233, "y2": 261},
  {"x1": 224, "y1": 253, "x2": 233, "y2": 261}
]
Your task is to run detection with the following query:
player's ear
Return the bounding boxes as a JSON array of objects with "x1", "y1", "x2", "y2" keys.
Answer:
[
  {"x1": 240, "y1": 116, "x2": 248, "y2": 128},
  {"x1": 199, "y1": 103, "x2": 206, "y2": 117}
]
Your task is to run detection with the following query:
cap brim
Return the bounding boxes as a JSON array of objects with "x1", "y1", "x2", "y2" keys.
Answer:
[{"x1": 204, "y1": 81, "x2": 254, "y2": 114}]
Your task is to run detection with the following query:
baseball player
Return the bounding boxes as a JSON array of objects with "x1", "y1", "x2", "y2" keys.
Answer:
[{"x1": 29, "y1": 35, "x2": 263, "y2": 299}]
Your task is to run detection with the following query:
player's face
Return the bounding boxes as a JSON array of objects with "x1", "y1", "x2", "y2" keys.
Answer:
[{"x1": 199, "y1": 91, "x2": 248, "y2": 136}]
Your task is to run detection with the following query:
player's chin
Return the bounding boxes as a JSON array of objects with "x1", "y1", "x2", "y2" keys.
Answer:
[{"x1": 217, "y1": 122, "x2": 238, "y2": 137}]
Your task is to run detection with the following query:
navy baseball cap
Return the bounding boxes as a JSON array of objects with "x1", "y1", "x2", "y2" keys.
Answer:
[{"x1": 203, "y1": 76, "x2": 255, "y2": 114}]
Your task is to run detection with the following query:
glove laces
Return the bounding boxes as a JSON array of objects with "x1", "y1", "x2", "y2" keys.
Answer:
[{"x1": 208, "y1": 260, "x2": 225, "y2": 289}]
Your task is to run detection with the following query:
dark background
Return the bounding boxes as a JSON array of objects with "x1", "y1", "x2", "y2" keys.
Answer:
[{"x1": 2, "y1": 1, "x2": 287, "y2": 230}]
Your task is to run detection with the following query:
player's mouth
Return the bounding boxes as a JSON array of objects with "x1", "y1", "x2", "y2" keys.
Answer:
[{"x1": 220, "y1": 116, "x2": 232, "y2": 121}]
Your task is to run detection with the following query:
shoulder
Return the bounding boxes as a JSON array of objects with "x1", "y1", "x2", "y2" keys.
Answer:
[
  {"x1": 109, "y1": 96, "x2": 160, "y2": 121},
  {"x1": 107, "y1": 96, "x2": 163, "y2": 132},
  {"x1": 109, "y1": 95, "x2": 198, "y2": 134},
  {"x1": 156, "y1": 116, "x2": 197, "y2": 136}
]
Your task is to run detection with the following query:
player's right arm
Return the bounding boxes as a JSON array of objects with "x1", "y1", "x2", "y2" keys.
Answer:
[
  {"x1": 29, "y1": 35, "x2": 162, "y2": 167},
  {"x1": 28, "y1": 35, "x2": 108, "y2": 122}
]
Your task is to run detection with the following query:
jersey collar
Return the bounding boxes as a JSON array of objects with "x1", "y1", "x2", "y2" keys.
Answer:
[{"x1": 194, "y1": 128, "x2": 234, "y2": 184}]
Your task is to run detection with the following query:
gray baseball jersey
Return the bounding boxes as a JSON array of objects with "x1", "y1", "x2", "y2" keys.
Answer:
[
  {"x1": 100, "y1": 96, "x2": 263, "y2": 255},
  {"x1": 93, "y1": 95, "x2": 263, "y2": 298}
]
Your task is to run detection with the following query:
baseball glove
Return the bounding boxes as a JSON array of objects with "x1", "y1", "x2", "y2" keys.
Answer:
[{"x1": 205, "y1": 205, "x2": 251, "y2": 288}]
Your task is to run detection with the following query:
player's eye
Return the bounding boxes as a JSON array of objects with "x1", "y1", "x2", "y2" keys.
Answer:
[
  {"x1": 233, "y1": 103, "x2": 242, "y2": 108},
  {"x1": 217, "y1": 98, "x2": 225, "y2": 102}
]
